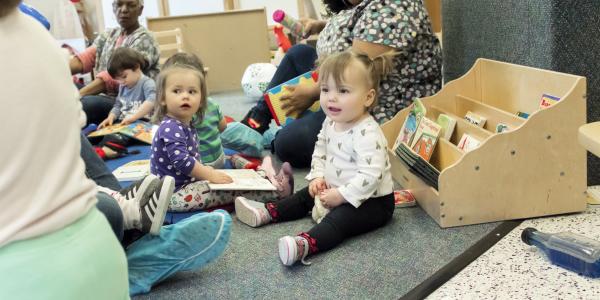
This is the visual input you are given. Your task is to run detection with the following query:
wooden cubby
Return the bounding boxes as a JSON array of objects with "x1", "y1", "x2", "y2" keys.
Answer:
[{"x1": 381, "y1": 59, "x2": 588, "y2": 227}]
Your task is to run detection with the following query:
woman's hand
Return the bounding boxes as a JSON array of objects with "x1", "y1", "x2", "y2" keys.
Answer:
[
  {"x1": 98, "y1": 114, "x2": 115, "y2": 129},
  {"x1": 320, "y1": 188, "x2": 345, "y2": 209},
  {"x1": 300, "y1": 18, "x2": 327, "y2": 38},
  {"x1": 309, "y1": 177, "x2": 327, "y2": 197},
  {"x1": 280, "y1": 84, "x2": 319, "y2": 117},
  {"x1": 208, "y1": 170, "x2": 233, "y2": 184}
]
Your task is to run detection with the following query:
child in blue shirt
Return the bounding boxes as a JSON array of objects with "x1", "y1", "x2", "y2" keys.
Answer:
[{"x1": 95, "y1": 47, "x2": 156, "y2": 159}]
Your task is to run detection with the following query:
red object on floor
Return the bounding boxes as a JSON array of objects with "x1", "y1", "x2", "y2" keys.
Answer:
[
  {"x1": 230, "y1": 154, "x2": 260, "y2": 170},
  {"x1": 224, "y1": 115, "x2": 235, "y2": 124}
]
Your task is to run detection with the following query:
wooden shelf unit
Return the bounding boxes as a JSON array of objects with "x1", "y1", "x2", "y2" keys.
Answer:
[{"x1": 381, "y1": 58, "x2": 588, "y2": 227}]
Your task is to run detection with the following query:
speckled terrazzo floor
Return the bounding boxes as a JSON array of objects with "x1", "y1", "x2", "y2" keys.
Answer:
[{"x1": 428, "y1": 205, "x2": 600, "y2": 299}]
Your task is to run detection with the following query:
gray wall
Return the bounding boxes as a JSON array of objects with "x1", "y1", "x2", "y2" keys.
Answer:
[{"x1": 442, "y1": 0, "x2": 600, "y2": 185}]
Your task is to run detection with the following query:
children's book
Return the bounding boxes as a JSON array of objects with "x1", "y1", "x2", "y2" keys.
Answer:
[
  {"x1": 410, "y1": 116, "x2": 441, "y2": 161},
  {"x1": 539, "y1": 93, "x2": 561, "y2": 109},
  {"x1": 394, "y1": 190, "x2": 416, "y2": 207},
  {"x1": 393, "y1": 98, "x2": 427, "y2": 149},
  {"x1": 88, "y1": 120, "x2": 156, "y2": 144},
  {"x1": 112, "y1": 160, "x2": 150, "y2": 181},
  {"x1": 264, "y1": 71, "x2": 321, "y2": 126},
  {"x1": 436, "y1": 113, "x2": 456, "y2": 140},
  {"x1": 208, "y1": 169, "x2": 277, "y2": 191},
  {"x1": 457, "y1": 133, "x2": 481, "y2": 152},
  {"x1": 395, "y1": 143, "x2": 440, "y2": 189},
  {"x1": 464, "y1": 111, "x2": 487, "y2": 128}
]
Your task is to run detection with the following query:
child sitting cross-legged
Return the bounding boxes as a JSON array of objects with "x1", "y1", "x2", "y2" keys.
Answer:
[
  {"x1": 235, "y1": 49, "x2": 396, "y2": 266},
  {"x1": 94, "y1": 47, "x2": 157, "y2": 159}
]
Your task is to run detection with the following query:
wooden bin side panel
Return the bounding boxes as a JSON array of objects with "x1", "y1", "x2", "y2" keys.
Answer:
[
  {"x1": 437, "y1": 79, "x2": 587, "y2": 227},
  {"x1": 479, "y1": 59, "x2": 582, "y2": 117},
  {"x1": 147, "y1": 9, "x2": 270, "y2": 92}
]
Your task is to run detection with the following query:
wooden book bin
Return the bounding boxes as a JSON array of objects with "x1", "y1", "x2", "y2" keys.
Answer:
[{"x1": 381, "y1": 58, "x2": 588, "y2": 227}]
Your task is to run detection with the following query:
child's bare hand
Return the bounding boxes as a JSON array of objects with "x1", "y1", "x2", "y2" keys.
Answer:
[
  {"x1": 309, "y1": 177, "x2": 327, "y2": 197},
  {"x1": 209, "y1": 170, "x2": 233, "y2": 184},
  {"x1": 120, "y1": 116, "x2": 137, "y2": 125},
  {"x1": 320, "y1": 188, "x2": 345, "y2": 209},
  {"x1": 98, "y1": 116, "x2": 114, "y2": 129}
]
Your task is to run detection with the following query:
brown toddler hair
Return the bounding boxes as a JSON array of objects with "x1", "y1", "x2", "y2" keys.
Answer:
[
  {"x1": 151, "y1": 65, "x2": 207, "y2": 124},
  {"x1": 107, "y1": 47, "x2": 147, "y2": 78},
  {"x1": 163, "y1": 52, "x2": 207, "y2": 76},
  {"x1": 318, "y1": 49, "x2": 395, "y2": 109}
]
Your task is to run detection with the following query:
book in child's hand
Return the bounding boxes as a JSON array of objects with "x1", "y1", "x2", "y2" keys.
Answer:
[
  {"x1": 457, "y1": 133, "x2": 481, "y2": 152},
  {"x1": 393, "y1": 98, "x2": 427, "y2": 149},
  {"x1": 208, "y1": 169, "x2": 277, "y2": 191},
  {"x1": 88, "y1": 120, "x2": 156, "y2": 144},
  {"x1": 436, "y1": 113, "x2": 456, "y2": 140},
  {"x1": 539, "y1": 93, "x2": 561, "y2": 110},
  {"x1": 264, "y1": 71, "x2": 320, "y2": 126},
  {"x1": 464, "y1": 111, "x2": 487, "y2": 128},
  {"x1": 410, "y1": 116, "x2": 441, "y2": 161},
  {"x1": 112, "y1": 159, "x2": 150, "y2": 181}
]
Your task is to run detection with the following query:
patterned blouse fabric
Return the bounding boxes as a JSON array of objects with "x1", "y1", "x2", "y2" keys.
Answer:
[
  {"x1": 93, "y1": 26, "x2": 160, "y2": 80},
  {"x1": 316, "y1": 0, "x2": 442, "y2": 123}
]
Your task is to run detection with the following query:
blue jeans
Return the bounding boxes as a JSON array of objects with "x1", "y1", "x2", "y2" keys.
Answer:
[
  {"x1": 273, "y1": 109, "x2": 326, "y2": 167},
  {"x1": 96, "y1": 191, "x2": 125, "y2": 242},
  {"x1": 252, "y1": 44, "x2": 318, "y2": 123},
  {"x1": 81, "y1": 133, "x2": 122, "y2": 190},
  {"x1": 81, "y1": 94, "x2": 114, "y2": 127},
  {"x1": 246, "y1": 44, "x2": 320, "y2": 167}
]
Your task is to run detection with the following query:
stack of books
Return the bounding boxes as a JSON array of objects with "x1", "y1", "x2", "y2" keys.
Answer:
[{"x1": 395, "y1": 143, "x2": 440, "y2": 189}]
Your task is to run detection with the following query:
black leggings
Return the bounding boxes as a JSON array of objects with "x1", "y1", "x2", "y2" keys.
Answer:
[{"x1": 273, "y1": 187, "x2": 395, "y2": 252}]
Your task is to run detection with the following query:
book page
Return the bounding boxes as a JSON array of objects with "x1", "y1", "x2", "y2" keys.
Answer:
[{"x1": 209, "y1": 169, "x2": 277, "y2": 191}]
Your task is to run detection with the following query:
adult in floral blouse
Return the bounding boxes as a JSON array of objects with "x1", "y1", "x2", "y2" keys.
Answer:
[{"x1": 242, "y1": 0, "x2": 442, "y2": 167}]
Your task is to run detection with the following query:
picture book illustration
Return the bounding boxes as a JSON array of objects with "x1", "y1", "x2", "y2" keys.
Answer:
[
  {"x1": 393, "y1": 98, "x2": 427, "y2": 150},
  {"x1": 539, "y1": 93, "x2": 561, "y2": 109},
  {"x1": 410, "y1": 116, "x2": 441, "y2": 161},
  {"x1": 264, "y1": 71, "x2": 321, "y2": 126},
  {"x1": 88, "y1": 120, "x2": 155, "y2": 144}
]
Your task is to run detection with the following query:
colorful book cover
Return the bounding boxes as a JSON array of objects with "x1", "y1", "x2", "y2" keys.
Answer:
[
  {"x1": 539, "y1": 93, "x2": 561, "y2": 109},
  {"x1": 410, "y1": 116, "x2": 441, "y2": 161},
  {"x1": 393, "y1": 98, "x2": 427, "y2": 150},
  {"x1": 464, "y1": 111, "x2": 487, "y2": 128},
  {"x1": 264, "y1": 71, "x2": 320, "y2": 126},
  {"x1": 394, "y1": 190, "x2": 416, "y2": 207},
  {"x1": 88, "y1": 120, "x2": 155, "y2": 144},
  {"x1": 457, "y1": 133, "x2": 481, "y2": 152},
  {"x1": 436, "y1": 113, "x2": 456, "y2": 140}
]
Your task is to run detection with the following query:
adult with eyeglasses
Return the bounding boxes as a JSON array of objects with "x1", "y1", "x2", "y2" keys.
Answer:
[{"x1": 69, "y1": 0, "x2": 160, "y2": 126}]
